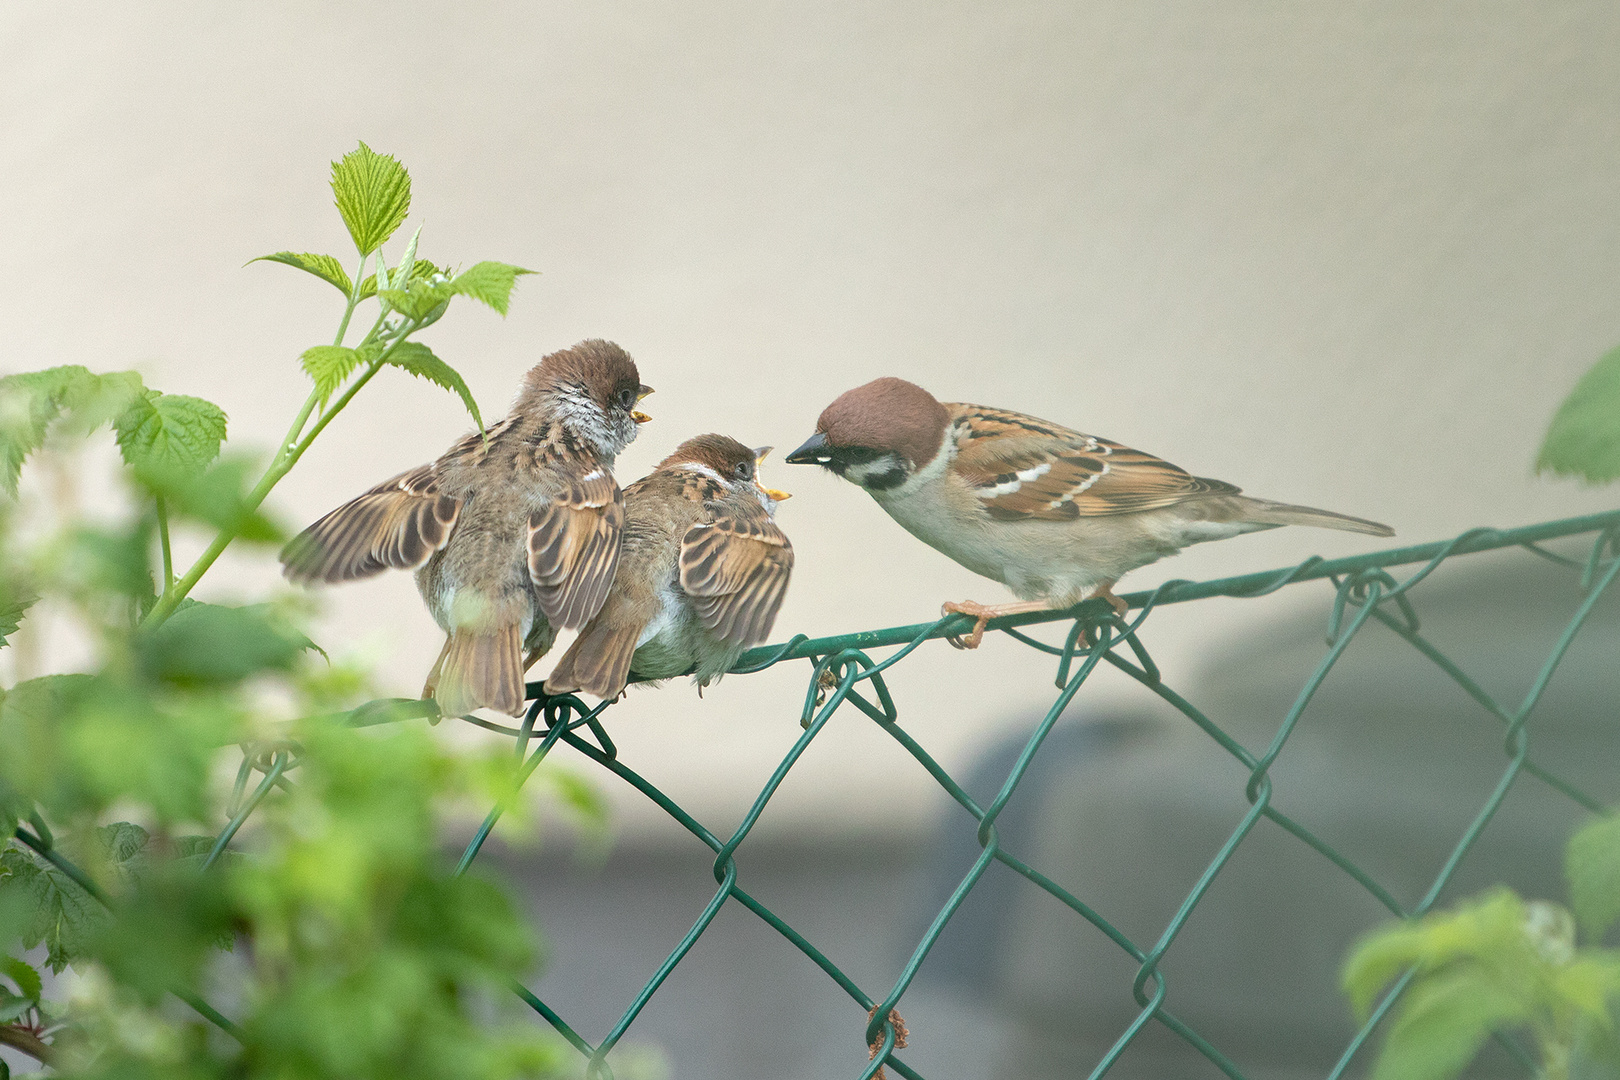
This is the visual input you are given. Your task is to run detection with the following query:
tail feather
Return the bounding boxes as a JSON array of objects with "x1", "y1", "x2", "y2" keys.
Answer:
[
  {"x1": 1240, "y1": 499, "x2": 1393, "y2": 538},
  {"x1": 425, "y1": 624, "x2": 526, "y2": 718},
  {"x1": 544, "y1": 621, "x2": 641, "y2": 701}
]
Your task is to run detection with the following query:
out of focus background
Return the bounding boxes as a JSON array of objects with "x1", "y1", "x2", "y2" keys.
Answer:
[{"x1": 4, "y1": 4, "x2": 1620, "y2": 1077}]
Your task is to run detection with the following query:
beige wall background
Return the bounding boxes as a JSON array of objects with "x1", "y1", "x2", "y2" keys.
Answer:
[{"x1": 4, "y1": 2, "x2": 1618, "y2": 841}]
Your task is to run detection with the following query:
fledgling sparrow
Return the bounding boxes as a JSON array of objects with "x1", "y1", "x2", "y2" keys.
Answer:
[
  {"x1": 544, "y1": 434, "x2": 794, "y2": 700},
  {"x1": 281, "y1": 339, "x2": 652, "y2": 716},
  {"x1": 786, "y1": 377, "x2": 1392, "y2": 648}
]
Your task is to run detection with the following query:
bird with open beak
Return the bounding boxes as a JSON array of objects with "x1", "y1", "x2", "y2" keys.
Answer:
[
  {"x1": 545, "y1": 434, "x2": 794, "y2": 700},
  {"x1": 786, "y1": 377, "x2": 1392, "y2": 648},
  {"x1": 281, "y1": 339, "x2": 653, "y2": 716}
]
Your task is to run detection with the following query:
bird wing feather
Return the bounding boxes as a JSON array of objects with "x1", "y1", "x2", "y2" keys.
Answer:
[
  {"x1": 527, "y1": 468, "x2": 625, "y2": 630},
  {"x1": 280, "y1": 464, "x2": 462, "y2": 583},
  {"x1": 949, "y1": 404, "x2": 1240, "y2": 521},
  {"x1": 678, "y1": 509, "x2": 793, "y2": 648}
]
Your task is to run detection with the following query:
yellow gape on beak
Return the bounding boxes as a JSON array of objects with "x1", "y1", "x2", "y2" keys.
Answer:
[
  {"x1": 632, "y1": 384, "x2": 654, "y2": 424},
  {"x1": 753, "y1": 446, "x2": 791, "y2": 501}
]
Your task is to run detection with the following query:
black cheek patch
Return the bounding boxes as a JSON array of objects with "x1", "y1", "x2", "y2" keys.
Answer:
[{"x1": 864, "y1": 466, "x2": 908, "y2": 491}]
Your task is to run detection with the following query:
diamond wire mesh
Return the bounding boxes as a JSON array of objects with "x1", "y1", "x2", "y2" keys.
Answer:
[{"x1": 12, "y1": 508, "x2": 1620, "y2": 1079}]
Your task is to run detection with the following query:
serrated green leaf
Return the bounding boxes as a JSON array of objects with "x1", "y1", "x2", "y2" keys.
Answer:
[
  {"x1": 300, "y1": 345, "x2": 363, "y2": 404},
  {"x1": 379, "y1": 280, "x2": 454, "y2": 322},
  {"x1": 331, "y1": 142, "x2": 411, "y2": 257},
  {"x1": 114, "y1": 391, "x2": 227, "y2": 474},
  {"x1": 1569, "y1": 813, "x2": 1620, "y2": 942},
  {"x1": 0, "y1": 366, "x2": 145, "y2": 496},
  {"x1": 98, "y1": 822, "x2": 151, "y2": 869},
  {"x1": 384, "y1": 342, "x2": 484, "y2": 432},
  {"x1": 449, "y1": 261, "x2": 535, "y2": 317},
  {"x1": 249, "y1": 251, "x2": 354, "y2": 296},
  {"x1": 137, "y1": 601, "x2": 317, "y2": 686},
  {"x1": 0, "y1": 844, "x2": 105, "y2": 973},
  {"x1": 1539, "y1": 345, "x2": 1620, "y2": 483},
  {"x1": 0, "y1": 595, "x2": 35, "y2": 650},
  {"x1": 1, "y1": 956, "x2": 40, "y2": 1002}
]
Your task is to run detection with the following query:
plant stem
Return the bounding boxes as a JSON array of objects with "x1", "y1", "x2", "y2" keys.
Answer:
[
  {"x1": 0, "y1": 1022, "x2": 53, "y2": 1064},
  {"x1": 155, "y1": 496, "x2": 173, "y2": 588},
  {"x1": 142, "y1": 316, "x2": 418, "y2": 629},
  {"x1": 331, "y1": 253, "x2": 368, "y2": 348}
]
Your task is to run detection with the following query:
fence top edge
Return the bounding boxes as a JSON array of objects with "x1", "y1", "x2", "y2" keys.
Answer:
[{"x1": 733, "y1": 508, "x2": 1620, "y2": 668}]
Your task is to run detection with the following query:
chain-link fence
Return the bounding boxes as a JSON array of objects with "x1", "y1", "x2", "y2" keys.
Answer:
[{"x1": 14, "y1": 509, "x2": 1620, "y2": 1079}]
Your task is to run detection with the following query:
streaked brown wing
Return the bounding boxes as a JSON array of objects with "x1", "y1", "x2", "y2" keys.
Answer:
[
  {"x1": 951, "y1": 404, "x2": 1239, "y2": 521},
  {"x1": 678, "y1": 511, "x2": 793, "y2": 647},
  {"x1": 527, "y1": 469, "x2": 624, "y2": 629},
  {"x1": 281, "y1": 465, "x2": 462, "y2": 583}
]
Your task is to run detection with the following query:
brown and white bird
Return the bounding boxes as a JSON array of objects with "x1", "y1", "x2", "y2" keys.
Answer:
[
  {"x1": 785, "y1": 377, "x2": 1392, "y2": 648},
  {"x1": 281, "y1": 339, "x2": 652, "y2": 716},
  {"x1": 544, "y1": 434, "x2": 794, "y2": 700}
]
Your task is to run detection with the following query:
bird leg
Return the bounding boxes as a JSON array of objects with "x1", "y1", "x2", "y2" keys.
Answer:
[
  {"x1": 1090, "y1": 579, "x2": 1129, "y2": 618},
  {"x1": 1066, "y1": 580, "x2": 1132, "y2": 646},
  {"x1": 940, "y1": 598, "x2": 1059, "y2": 649}
]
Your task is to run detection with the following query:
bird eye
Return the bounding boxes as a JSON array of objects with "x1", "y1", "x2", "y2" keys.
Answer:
[
  {"x1": 735, "y1": 461, "x2": 754, "y2": 480},
  {"x1": 616, "y1": 387, "x2": 636, "y2": 410}
]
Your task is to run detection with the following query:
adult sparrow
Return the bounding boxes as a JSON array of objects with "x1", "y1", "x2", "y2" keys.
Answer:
[
  {"x1": 786, "y1": 377, "x2": 1392, "y2": 648},
  {"x1": 281, "y1": 339, "x2": 652, "y2": 716},
  {"x1": 544, "y1": 434, "x2": 794, "y2": 700}
]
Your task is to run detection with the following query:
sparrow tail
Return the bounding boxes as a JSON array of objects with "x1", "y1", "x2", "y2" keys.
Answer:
[
  {"x1": 426, "y1": 624, "x2": 526, "y2": 718},
  {"x1": 544, "y1": 621, "x2": 641, "y2": 701},
  {"x1": 1239, "y1": 499, "x2": 1394, "y2": 538}
]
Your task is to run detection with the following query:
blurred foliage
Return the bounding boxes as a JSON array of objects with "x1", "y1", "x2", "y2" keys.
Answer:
[
  {"x1": 1540, "y1": 344, "x2": 1620, "y2": 483},
  {"x1": 0, "y1": 144, "x2": 581, "y2": 1079},
  {"x1": 1343, "y1": 813, "x2": 1620, "y2": 1080}
]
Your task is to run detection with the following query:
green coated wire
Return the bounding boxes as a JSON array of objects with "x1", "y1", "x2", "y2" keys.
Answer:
[{"x1": 11, "y1": 509, "x2": 1607, "y2": 1078}]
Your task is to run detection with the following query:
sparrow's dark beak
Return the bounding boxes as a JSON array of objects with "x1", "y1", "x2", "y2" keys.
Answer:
[
  {"x1": 785, "y1": 432, "x2": 831, "y2": 465},
  {"x1": 633, "y1": 386, "x2": 654, "y2": 424}
]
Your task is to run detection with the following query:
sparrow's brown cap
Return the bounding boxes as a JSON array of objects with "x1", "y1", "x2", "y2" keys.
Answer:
[
  {"x1": 658, "y1": 433, "x2": 760, "y2": 476},
  {"x1": 806, "y1": 376, "x2": 950, "y2": 469},
  {"x1": 519, "y1": 339, "x2": 651, "y2": 417}
]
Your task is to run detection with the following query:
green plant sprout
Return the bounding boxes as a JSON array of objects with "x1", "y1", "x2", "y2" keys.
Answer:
[
  {"x1": 0, "y1": 144, "x2": 591, "y2": 1080},
  {"x1": 1343, "y1": 812, "x2": 1620, "y2": 1080}
]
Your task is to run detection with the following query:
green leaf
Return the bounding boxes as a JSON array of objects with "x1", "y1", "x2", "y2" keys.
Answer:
[
  {"x1": 385, "y1": 342, "x2": 484, "y2": 432},
  {"x1": 98, "y1": 822, "x2": 151, "y2": 870},
  {"x1": 1539, "y1": 345, "x2": 1620, "y2": 483},
  {"x1": 0, "y1": 595, "x2": 35, "y2": 650},
  {"x1": 449, "y1": 261, "x2": 535, "y2": 317},
  {"x1": 1, "y1": 956, "x2": 40, "y2": 1001},
  {"x1": 0, "y1": 990, "x2": 28, "y2": 1023},
  {"x1": 137, "y1": 601, "x2": 318, "y2": 685},
  {"x1": 249, "y1": 251, "x2": 354, "y2": 296},
  {"x1": 379, "y1": 280, "x2": 454, "y2": 322},
  {"x1": 300, "y1": 345, "x2": 363, "y2": 404},
  {"x1": 0, "y1": 366, "x2": 145, "y2": 496},
  {"x1": 1343, "y1": 889, "x2": 1530, "y2": 1018},
  {"x1": 1369, "y1": 968, "x2": 1533, "y2": 1080},
  {"x1": 1569, "y1": 813, "x2": 1620, "y2": 941},
  {"x1": 134, "y1": 454, "x2": 283, "y2": 544},
  {"x1": 114, "y1": 391, "x2": 228, "y2": 473},
  {"x1": 0, "y1": 843, "x2": 105, "y2": 972},
  {"x1": 330, "y1": 142, "x2": 411, "y2": 257}
]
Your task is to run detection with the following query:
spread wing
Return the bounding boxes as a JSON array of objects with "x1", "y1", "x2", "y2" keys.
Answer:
[
  {"x1": 281, "y1": 464, "x2": 462, "y2": 583},
  {"x1": 678, "y1": 509, "x2": 794, "y2": 648},
  {"x1": 949, "y1": 404, "x2": 1240, "y2": 521},
  {"x1": 527, "y1": 467, "x2": 625, "y2": 630}
]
